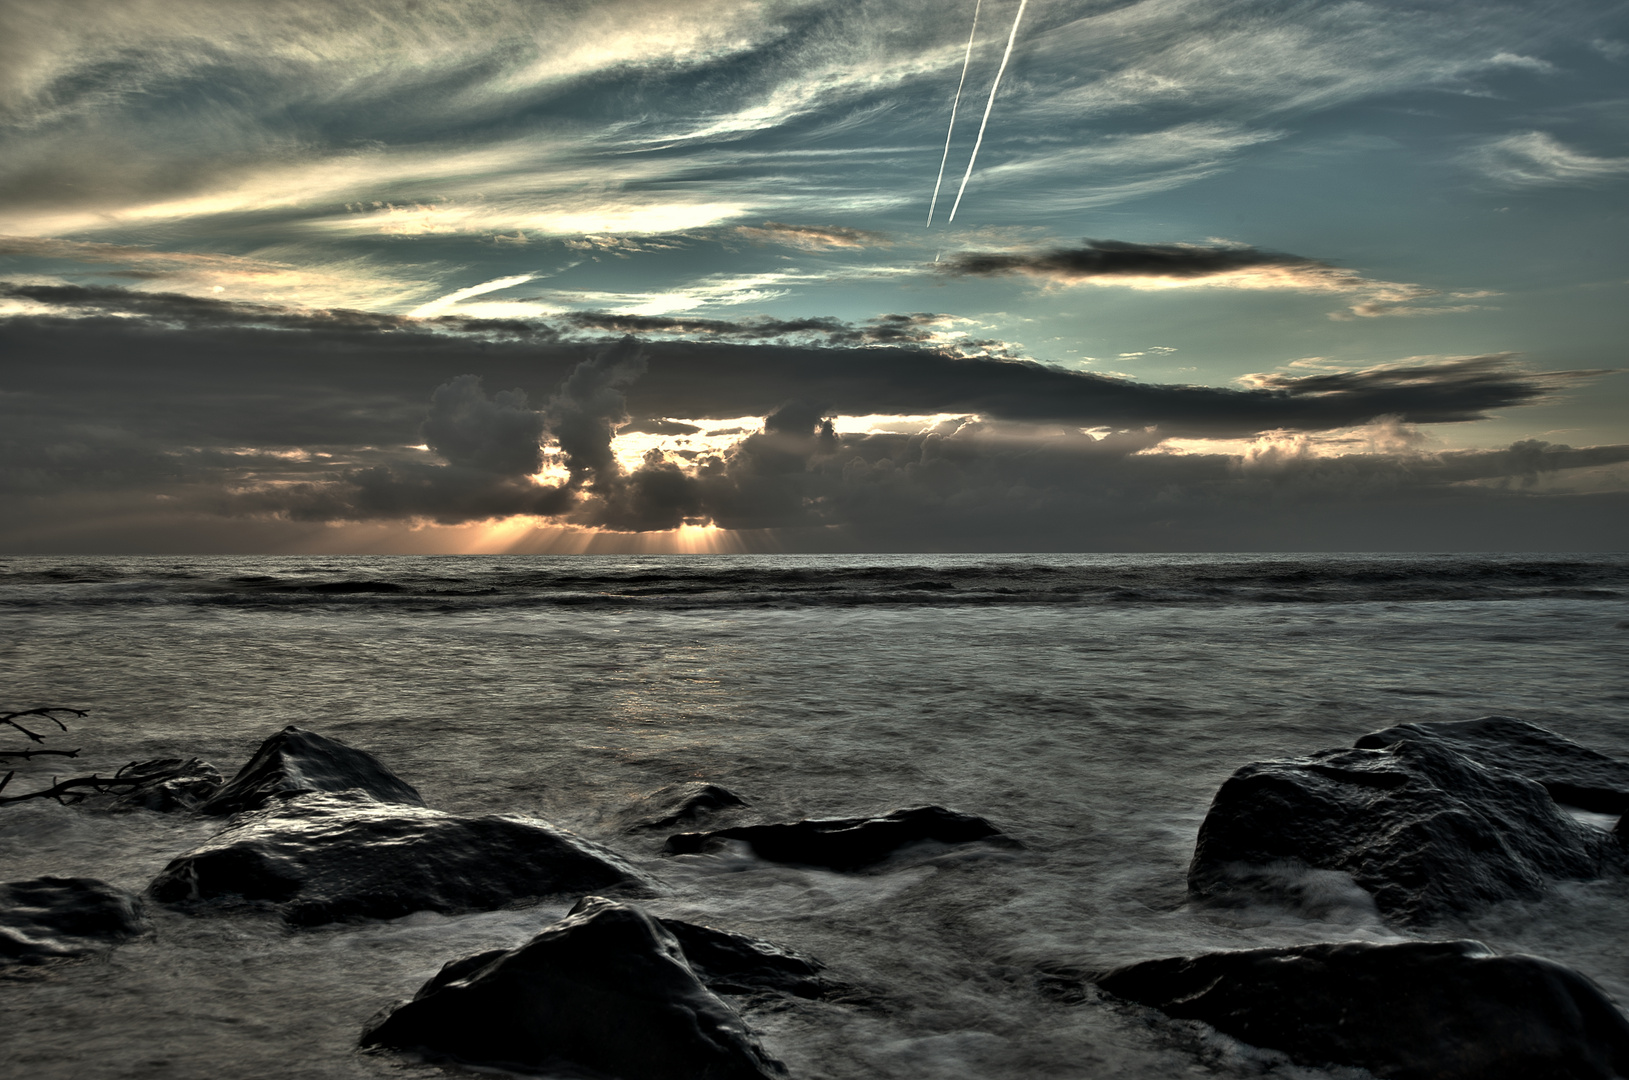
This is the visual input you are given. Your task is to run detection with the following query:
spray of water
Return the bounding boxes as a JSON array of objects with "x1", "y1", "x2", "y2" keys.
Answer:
[
  {"x1": 947, "y1": 0, "x2": 1028, "y2": 223},
  {"x1": 926, "y1": 0, "x2": 982, "y2": 228}
]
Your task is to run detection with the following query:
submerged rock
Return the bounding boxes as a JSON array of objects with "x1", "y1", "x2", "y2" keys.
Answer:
[
  {"x1": 1096, "y1": 939, "x2": 1629, "y2": 1080},
  {"x1": 1, "y1": 876, "x2": 147, "y2": 965},
  {"x1": 198, "y1": 726, "x2": 423, "y2": 816},
  {"x1": 620, "y1": 782, "x2": 750, "y2": 834},
  {"x1": 360, "y1": 895, "x2": 785, "y2": 1080},
  {"x1": 149, "y1": 791, "x2": 654, "y2": 925},
  {"x1": 107, "y1": 757, "x2": 224, "y2": 812},
  {"x1": 664, "y1": 805, "x2": 1019, "y2": 870},
  {"x1": 1189, "y1": 739, "x2": 1619, "y2": 924},
  {"x1": 1356, "y1": 715, "x2": 1629, "y2": 813}
]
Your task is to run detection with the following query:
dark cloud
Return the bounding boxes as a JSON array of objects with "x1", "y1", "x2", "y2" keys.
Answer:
[
  {"x1": 545, "y1": 335, "x2": 647, "y2": 489},
  {"x1": 2, "y1": 287, "x2": 1622, "y2": 548},
  {"x1": 0, "y1": 290, "x2": 1605, "y2": 451},
  {"x1": 421, "y1": 375, "x2": 546, "y2": 475},
  {"x1": 937, "y1": 239, "x2": 1337, "y2": 282}
]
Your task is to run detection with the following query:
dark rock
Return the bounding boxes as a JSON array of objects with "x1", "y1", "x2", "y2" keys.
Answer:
[
  {"x1": 1, "y1": 876, "x2": 147, "y2": 965},
  {"x1": 664, "y1": 805, "x2": 1019, "y2": 871},
  {"x1": 621, "y1": 782, "x2": 750, "y2": 834},
  {"x1": 1356, "y1": 715, "x2": 1629, "y2": 813},
  {"x1": 654, "y1": 916, "x2": 828, "y2": 999},
  {"x1": 360, "y1": 896, "x2": 785, "y2": 1079},
  {"x1": 107, "y1": 757, "x2": 224, "y2": 812},
  {"x1": 198, "y1": 725, "x2": 424, "y2": 816},
  {"x1": 1189, "y1": 740, "x2": 1621, "y2": 924},
  {"x1": 1096, "y1": 939, "x2": 1629, "y2": 1080},
  {"x1": 149, "y1": 791, "x2": 654, "y2": 925}
]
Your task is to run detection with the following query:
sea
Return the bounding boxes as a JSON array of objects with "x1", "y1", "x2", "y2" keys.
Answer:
[{"x1": 1, "y1": 552, "x2": 1627, "y2": 1080}]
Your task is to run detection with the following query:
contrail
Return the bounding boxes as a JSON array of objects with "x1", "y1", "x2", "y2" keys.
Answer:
[
  {"x1": 926, "y1": 0, "x2": 982, "y2": 228},
  {"x1": 947, "y1": 0, "x2": 1028, "y2": 223}
]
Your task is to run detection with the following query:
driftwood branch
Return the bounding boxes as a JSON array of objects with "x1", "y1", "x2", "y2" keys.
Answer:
[
  {"x1": 0, "y1": 708, "x2": 104, "y2": 803},
  {"x1": 0, "y1": 770, "x2": 146, "y2": 806},
  {"x1": 0, "y1": 747, "x2": 82, "y2": 761},
  {"x1": 2, "y1": 707, "x2": 86, "y2": 744}
]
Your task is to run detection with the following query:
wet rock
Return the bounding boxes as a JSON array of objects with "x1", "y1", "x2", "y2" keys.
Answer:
[
  {"x1": 655, "y1": 915, "x2": 829, "y2": 999},
  {"x1": 360, "y1": 895, "x2": 785, "y2": 1080},
  {"x1": 1189, "y1": 740, "x2": 1620, "y2": 924},
  {"x1": 198, "y1": 725, "x2": 423, "y2": 816},
  {"x1": 664, "y1": 805, "x2": 1019, "y2": 871},
  {"x1": 1096, "y1": 939, "x2": 1629, "y2": 1080},
  {"x1": 1, "y1": 876, "x2": 146, "y2": 965},
  {"x1": 149, "y1": 791, "x2": 654, "y2": 925},
  {"x1": 1356, "y1": 715, "x2": 1629, "y2": 813},
  {"x1": 107, "y1": 757, "x2": 224, "y2": 812},
  {"x1": 620, "y1": 782, "x2": 750, "y2": 834}
]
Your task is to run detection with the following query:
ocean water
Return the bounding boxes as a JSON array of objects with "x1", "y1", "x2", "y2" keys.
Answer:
[{"x1": 1, "y1": 552, "x2": 1626, "y2": 1080}]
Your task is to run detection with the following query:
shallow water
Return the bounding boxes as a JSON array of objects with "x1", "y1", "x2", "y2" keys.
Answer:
[{"x1": 2, "y1": 553, "x2": 1627, "y2": 1079}]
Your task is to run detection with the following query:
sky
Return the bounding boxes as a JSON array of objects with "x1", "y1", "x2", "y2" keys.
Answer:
[{"x1": 1, "y1": 0, "x2": 1626, "y2": 554}]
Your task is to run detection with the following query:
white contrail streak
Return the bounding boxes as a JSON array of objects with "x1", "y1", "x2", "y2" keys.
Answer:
[
  {"x1": 926, "y1": 0, "x2": 982, "y2": 228},
  {"x1": 947, "y1": 0, "x2": 1028, "y2": 223}
]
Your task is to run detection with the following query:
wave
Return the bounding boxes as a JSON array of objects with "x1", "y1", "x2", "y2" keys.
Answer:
[{"x1": 0, "y1": 554, "x2": 1623, "y2": 614}]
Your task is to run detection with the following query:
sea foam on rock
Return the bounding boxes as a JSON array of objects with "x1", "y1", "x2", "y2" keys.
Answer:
[
  {"x1": 360, "y1": 896, "x2": 786, "y2": 1080},
  {"x1": 198, "y1": 725, "x2": 423, "y2": 815},
  {"x1": 1355, "y1": 715, "x2": 1629, "y2": 813},
  {"x1": 1, "y1": 876, "x2": 147, "y2": 965},
  {"x1": 663, "y1": 805, "x2": 1019, "y2": 870},
  {"x1": 1189, "y1": 739, "x2": 1620, "y2": 924},
  {"x1": 149, "y1": 791, "x2": 654, "y2": 925},
  {"x1": 1096, "y1": 939, "x2": 1629, "y2": 1080}
]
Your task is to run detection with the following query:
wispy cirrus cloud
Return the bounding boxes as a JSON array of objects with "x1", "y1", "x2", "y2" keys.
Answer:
[{"x1": 1465, "y1": 131, "x2": 1629, "y2": 188}]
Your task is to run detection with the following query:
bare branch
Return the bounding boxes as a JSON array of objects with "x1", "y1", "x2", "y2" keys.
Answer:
[
  {"x1": 0, "y1": 772, "x2": 146, "y2": 806},
  {"x1": 2, "y1": 707, "x2": 88, "y2": 744}
]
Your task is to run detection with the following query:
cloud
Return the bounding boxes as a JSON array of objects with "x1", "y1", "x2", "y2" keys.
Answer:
[
  {"x1": 934, "y1": 238, "x2": 1495, "y2": 320},
  {"x1": 2, "y1": 295, "x2": 1622, "y2": 548},
  {"x1": 1466, "y1": 132, "x2": 1629, "y2": 188},
  {"x1": 2, "y1": 287, "x2": 1604, "y2": 441},
  {"x1": 420, "y1": 375, "x2": 546, "y2": 475},
  {"x1": 939, "y1": 238, "x2": 1348, "y2": 286},
  {"x1": 730, "y1": 222, "x2": 891, "y2": 250}
]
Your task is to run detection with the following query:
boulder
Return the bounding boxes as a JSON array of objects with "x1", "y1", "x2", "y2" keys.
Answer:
[
  {"x1": 620, "y1": 782, "x2": 750, "y2": 834},
  {"x1": 1096, "y1": 939, "x2": 1629, "y2": 1080},
  {"x1": 360, "y1": 896, "x2": 785, "y2": 1080},
  {"x1": 655, "y1": 915, "x2": 829, "y2": 999},
  {"x1": 1, "y1": 876, "x2": 147, "y2": 965},
  {"x1": 1356, "y1": 716, "x2": 1629, "y2": 813},
  {"x1": 1189, "y1": 740, "x2": 1621, "y2": 924},
  {"x1": 149, "y1": 791, "x2": 654, "y2": 926},
  {"x1": 198, "y1": 726, "x2": 423, "y2": 816},
  {"x1": 664, "y1": 805, "x2": 1019, "y2": 871},
  {"x1": 107, "y1": 757, "x2": 224, "y2": 812}
]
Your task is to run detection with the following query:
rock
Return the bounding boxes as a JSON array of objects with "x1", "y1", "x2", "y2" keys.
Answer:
[
  {"x1": 620, "y1": 782, "x2": 750, "y2": 833},
  {"x1": 1356, "y1": 716, "x2": 1629, "y2": 813},
  {"x1": 1, "y1": 876, "x2": 147, "y2": 965},
  {"x1": 1096, "y1": 939, "x2": 1629, "y2": 1080},
  {"x1": 655, "y1": 915, "x2": 829, "y2": 999},
  {"x1": 149, "y1": 791, "x2": 654, "y2": 926},
  {"x1": 107, "y1": 757, "x2": 224, "y2": 812},
  {"x1": 664, "y1": 805, "x2": 1020, "y2": 871},
  {"x1": 360, "y1": 896, "x2": 785, "y2": 1080},
  {"x1": 198, "y1": 725, "x2": 424, "y2": 816},
  {"x1": 1189, "y1": 739, "x2": 1620, "y2": 924}
]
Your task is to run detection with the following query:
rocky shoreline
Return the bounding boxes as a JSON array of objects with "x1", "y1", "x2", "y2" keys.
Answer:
[{"x1": 4, "y1": 717, "x2": 1628, "y2": 1079}]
